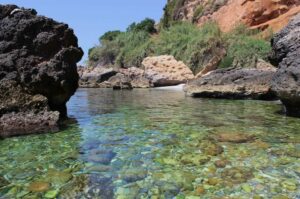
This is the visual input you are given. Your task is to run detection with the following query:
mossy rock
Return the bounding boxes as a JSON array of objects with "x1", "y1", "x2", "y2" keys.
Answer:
[
  {"x1": 45, "y1": 169, "x2": 73, "y2": 185},
  {"x1": 221, "y1": 167, "x2": 254, "y2": 184}
]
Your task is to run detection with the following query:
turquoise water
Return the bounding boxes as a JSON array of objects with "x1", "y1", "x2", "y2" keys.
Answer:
[{"x1": 0, "y1": 88, "x2": 299, "y2": 199}]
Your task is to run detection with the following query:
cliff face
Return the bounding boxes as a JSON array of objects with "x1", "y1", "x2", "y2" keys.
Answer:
[{"x1": 162, "y1": 0, "x2": 300, "y2": 33}]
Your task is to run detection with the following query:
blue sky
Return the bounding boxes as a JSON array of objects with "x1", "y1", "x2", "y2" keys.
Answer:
[{"x1": 0, "y1": 0, "x2": 167, "y2": 64}]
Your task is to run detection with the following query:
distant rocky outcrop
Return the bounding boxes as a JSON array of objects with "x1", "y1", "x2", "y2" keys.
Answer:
[
  {"x1": 79, "y1": 66, "x2": 151, "y2": 89},
  {"x1": 79, "y1": 56, "x2": 194, "y2": 88},
  {"x1": 0, "y1": 5, "x2": 83, "y2": 137},
  {"x1": 184, "y1": 60, "x2": 277, "y2": 100},
  {"x1": 270, "y1": 14, "x2": 300, "y2": 116},
  {"x1": 163, "y1": 0, "x2": 300, "y2": 33},
  {"x1": 142, "y1": 55, "x2": 195, "y2": 87}
]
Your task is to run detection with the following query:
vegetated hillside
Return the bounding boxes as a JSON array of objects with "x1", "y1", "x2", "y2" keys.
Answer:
[
  {"x1": 87, "y1": 0, "x2": 300, "y2": 73},
  {"x1": 161, "y1": 0, "x2": 300, "y2": 33},
  {"x1": 88, "y1": 18, "x2": 270, "y2": 74}
]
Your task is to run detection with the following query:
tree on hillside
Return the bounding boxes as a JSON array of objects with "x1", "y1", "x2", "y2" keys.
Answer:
[
  {"x1": 127, "y1": 18, "x2": 157, "y2": 34},
  {"x1": 99, "y1": 30, "x2": 122, "y2": 43}
]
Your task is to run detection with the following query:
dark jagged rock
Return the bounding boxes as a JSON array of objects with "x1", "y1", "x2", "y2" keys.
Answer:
[
  {"x1": 0, "y1": 5, "x2": 83, "y2": 137},
  {"x1": 184, "y1": 62, "x2": 277, "y2": 100},
  {"x1": 270, "y1": 14, "x2": 300, "y2": 116}
]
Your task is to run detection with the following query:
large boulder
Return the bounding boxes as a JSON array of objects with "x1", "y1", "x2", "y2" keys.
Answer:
[
  {"x1": 142, "y1": 55, "x2": 195, "y2": 87},
  {"x1": 270, "y1": 14, "x2": 300, "y2": 116},
  {"x1": 0, "y1": 5, "x2": 83, "y2": 137},
  {"x1": 184, "y1": 60, "x2": 277, "y2": 100}
]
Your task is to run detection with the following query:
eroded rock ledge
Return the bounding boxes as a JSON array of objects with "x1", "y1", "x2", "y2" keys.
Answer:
[
  {"x1": 184, "y1": 60, "x2": 277, "y2": 100},
  {"x1": 0, "y1": 5, "x2": 83, "y2": 137}
]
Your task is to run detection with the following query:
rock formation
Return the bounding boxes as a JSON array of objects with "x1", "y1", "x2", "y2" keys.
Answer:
[
  {"x1": 184, "y1": 60, "x2": 277, "y2": 100},
  {"x1": 79, "y1": 56, "x2": 194, "y2": 88},
  {"x1": 164, "y1": 0, "x2": 300, "y2": 33},
  {"x1": 0, "y1": 5, "x2": 83, "y2": 137},
  {"x1": 78, "y1": 66, "x2": 151, "y2": 89},
  {"x1": 270, "y1": 13, "x2": 300, "y2": 116},
  {"x1": 142, "y1": 55, "x2": 195, "y2": 87},
  {"x1": 78, "y1": 66, "x2": 117, "y2": 88}
]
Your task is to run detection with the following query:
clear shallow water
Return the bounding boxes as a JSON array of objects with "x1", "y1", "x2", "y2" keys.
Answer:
[{"x1": 0, "y1": 88, "x2": 299, "y2": 199}]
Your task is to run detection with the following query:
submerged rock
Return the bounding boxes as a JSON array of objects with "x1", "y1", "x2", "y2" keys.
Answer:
[
  {"x1": 270, "y1": 14, "x2": 300, "y2": 116},
  {"x1": 221, "y1": 167, "x2": 254, "y2": 184},
  {"x1": 0, "y1": 5, "x2": 83, "y2": 137},
  {"x1": 28, "y1": 181, "x2": 50, "y2": 192},
  {"x1": 214, "y1": 159, "x2": 230, "y2": 168},
  {"x1": 180, "y1": 154, "x2": 211, "y2": 165},
  {"x1": 115, "y1": 183, "x2": 140, "y2": 199},
  {"x1": 185, "y1": 64, "x2": 277, "y2": 100},
  {"x1": 87, "y1": 149, "x2": 116, "y2": 164},
  {"x1": 212, "y1": 132, "x2": 255, "y2": 143},
  {"x1": 45, "y1": 170, "x2": 73, "y2": 185},
  {"x1": 200, "y1": 141, "x2": 224, "y2": 156},
  {"x1": 120, "y1": 168, "x2": 148, "y2": 183},
  {"x1": 58, "y1": 175, "x2": 87, "y2": 198}
]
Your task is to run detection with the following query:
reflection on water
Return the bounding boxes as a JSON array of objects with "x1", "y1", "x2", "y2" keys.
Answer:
[{"x1": 0, "y1": 88, "x2": 299, "y2": 198}]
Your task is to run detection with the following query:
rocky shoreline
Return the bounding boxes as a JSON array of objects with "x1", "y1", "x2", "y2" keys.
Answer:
[
  {"x1": 78, "y1": 55, "x2": 194, "y2": 89},
  {"x1": 184, "y1": 62, "x2": 277, "y2": 100},
  {"x1": 79, "y1": 14, "x2": 300, "y2": 118},
  {"x1": 1, "y1": 4, "x2": 300, "y2": 137}
]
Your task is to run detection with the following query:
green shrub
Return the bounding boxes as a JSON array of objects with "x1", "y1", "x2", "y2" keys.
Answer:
[
  {"x1": 88, "y1": 40, "x2": 121, "y2": 66},
  {"x1": 193, "y1": 5, "x2": 204, "y2": 22},
  {"x1": 219, "y1": 25, "x2": 271, "y2": 68},
  {"x1": 114, "y1": 31, "x2": 152, "y2": 67},
  {"x1": 99, "y1": 30, "x2": 122, "y2": 42},
  {"x1": 160, "y1": 0, "x2": 185, "y2": 28},
  {"x1": 127, "y1": 18, "x2": 157, "y2": 34},
  {"x1": 154, "y1": 22, "x2": 223, "y2": 73},
  {"x1": 89, "y1": 19, "x2": 271, "y2": 73}
]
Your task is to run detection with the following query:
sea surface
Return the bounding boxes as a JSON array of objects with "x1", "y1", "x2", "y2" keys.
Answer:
[{"x1": 0, "y1": 88, "x2": 299, "y2": 199}]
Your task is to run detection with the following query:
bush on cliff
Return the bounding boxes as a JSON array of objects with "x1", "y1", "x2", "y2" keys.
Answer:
[
  {"x1": 115, "y1": 31, "x2": 152, "y2": 67},
  {"x1": 127, "y1": 18, "x2": 157, "y2": 34},
  {"x1": 153, "y1": 22, "x2": 223, "y2": 73},
  {"x1": 99, "y1": 30, "x2": 122, "y2": 42},
  {"x1": 160, "y1": 0, "x2": 186, "y2": 28},
  {"x1": 88, "y1": 23, "x2": 152, "y2": 67},
  {"x1": 219, "y1": 25, "x2": 271, "y2": 68}
]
